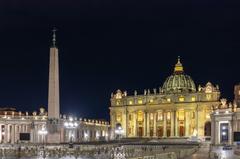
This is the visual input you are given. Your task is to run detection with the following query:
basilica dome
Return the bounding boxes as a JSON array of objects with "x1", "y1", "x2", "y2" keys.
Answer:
[{"x1": 162, "y1": 57, "x2": 196, "y2": 93}]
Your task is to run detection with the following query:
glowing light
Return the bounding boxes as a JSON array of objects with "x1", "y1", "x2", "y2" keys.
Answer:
[
  {"x1": 179, "y1": 97, "x2": 185, "y2": 102},
  {"x1": 167, "y1": 98, "x2": 171, "y2": 102},
  {"x1": 38, "y1": 128, "x2": 48, "y2": 135},
  {"x1": 84, "y1": 133, "x2": 89, "y2": 138},
  {"x1": 138, "y1": 99, "x2": 143, "y2": 104},
  {"x1": 129, "y1": 101, "x2": 133, "y2": 105},
  {"x1": 206, "y1": 114, "x2": 210, "y2": 119},
  {"x1": 222, "y1": 132, "x2": 226, "y2": 136},
  {"x1": 74, "y1": 122, "x2": 78, "y2": 127}
]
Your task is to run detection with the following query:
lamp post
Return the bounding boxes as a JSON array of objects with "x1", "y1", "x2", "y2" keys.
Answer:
[
  {"x1": 38, "y1": 127, "x2": 48, "y2": 158},
  {"x1": 64, "y1": 117, "x2": 78, "y2": 147},
  {"x1": 38, "y1": 127, "x2": 48, "y2": 145},
  {"x1": 115, "y1": 125, "x2": 124, "y2": 141}
]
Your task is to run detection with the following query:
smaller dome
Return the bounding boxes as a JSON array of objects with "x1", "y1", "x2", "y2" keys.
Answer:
[{"x1": 162, "y1": 57, "x2": 196, "y2": 93}]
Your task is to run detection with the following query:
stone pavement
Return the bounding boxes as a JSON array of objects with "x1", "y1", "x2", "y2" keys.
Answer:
[
  {"x1": 186, "y1": 142, "x2": 210, "y2": 159},
  {"x1": 186, "y1": 142, "x2": 240, "y2": 159}
]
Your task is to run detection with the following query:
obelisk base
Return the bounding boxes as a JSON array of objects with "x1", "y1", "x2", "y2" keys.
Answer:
[{"x1": 47, "y1": 133, "x2": 61, "y2": 144}]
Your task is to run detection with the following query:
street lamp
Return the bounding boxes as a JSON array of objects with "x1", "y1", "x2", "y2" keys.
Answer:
[
  {"x1": 38, "y1": 127, "x2": 48, "y2": 158},
  {"x1": 38, "y1": 127, "x2": 48, "y2": 144},
  {"x1": 64, "y1": 116, "x2": 78, "y2": 146},
  {"x1": 115, "y1": 124, "x2": 124, "y2": 140}
]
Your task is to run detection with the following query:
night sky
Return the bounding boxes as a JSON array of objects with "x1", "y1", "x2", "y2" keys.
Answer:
[{"x1": 1, "y1": 0, "x2": 240, "y2": 120}]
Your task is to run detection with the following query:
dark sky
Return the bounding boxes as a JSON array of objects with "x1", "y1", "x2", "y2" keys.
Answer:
[{"x1": 1, "y1": 0, "x2": 240, "y2": 120}]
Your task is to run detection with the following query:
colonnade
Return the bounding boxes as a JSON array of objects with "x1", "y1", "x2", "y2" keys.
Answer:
[
  {"x1": 63, "y1": 128, "x2": 109, "y2": 142},
  {"x1": 0, "y1": 123, "x2": 45, "y2": 144},
  {"x1": 121, "y1": 109, "x2": 202, "y2": 138}
]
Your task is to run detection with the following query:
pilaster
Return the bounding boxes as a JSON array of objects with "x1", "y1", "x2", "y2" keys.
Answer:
[
  {"x1": 185, "y1": 111, "x2": 189, "y2": 137},
  {"x1": 171, "y1": 111, "x2": 174, "y2": 137},
  {"x1": 153, "y1": 112, "x2": 157, "y2": 137},
  {"x1": 163, "y1": 111, "x2": 167, "y2": 137},
  {"x1": 174, "y1": 110, "x2": 178, "y2": 137}
]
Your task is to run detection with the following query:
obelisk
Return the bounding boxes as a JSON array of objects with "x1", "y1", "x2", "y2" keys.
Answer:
[
  {"x1": 47, "y1": 28, "x2": 61, "y2": 143},
  {"x1": 48, "y1": 28, "x2": 60, "y2": 119}
]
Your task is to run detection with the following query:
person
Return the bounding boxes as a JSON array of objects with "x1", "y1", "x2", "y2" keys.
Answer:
[{"x1": 17, "y1": 146, "x2": 21, "y2": 158}]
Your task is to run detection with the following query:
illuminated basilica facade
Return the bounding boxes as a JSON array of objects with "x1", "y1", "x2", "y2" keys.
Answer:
[{"x1": 110, "y1": 57, "x2": 221, "y2": 139}]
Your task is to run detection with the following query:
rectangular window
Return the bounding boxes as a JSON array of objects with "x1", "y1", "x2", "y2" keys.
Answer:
[
  {"x1": 116, "y1": 112, "x2": 122, "y2": 122},
  {"x1": 178, "y1": 110, "x2": 184, "y2": 121},
  {"x1": 137, "y1": 111, "x2": 143, "y2": 122}
]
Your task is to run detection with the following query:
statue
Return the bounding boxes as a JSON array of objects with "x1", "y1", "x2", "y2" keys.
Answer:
[
  {"x1": 198, "y1": 85, "x2": 202, "y2": 92},
  {"x1": 144, "y1": 89, "x2": 147, "y2": 95},
  {"x1": 147, "y1": 89, "x2": 150, "y2": 95},
  {"x1": 134, "y1": 90, "x2": 137, "y2": 96},
  {"x1": 153, "y1": 88, "x2": 157, "y2": 95},
  {"x1": 116, "y1": 89, "x2": 122, "y2": 99},
  {"x1": 220, "y1": 98, "x2": 227, "y2": 108},
  {"x1": 111, "y1": 92, "x2": 114, "y2": 98},
  {"x1": 124, "y1": 91, "x2": 127, "y2": 97}
]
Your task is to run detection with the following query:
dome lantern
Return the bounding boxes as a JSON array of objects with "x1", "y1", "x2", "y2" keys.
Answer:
[
  {"x1": 162, "y1": 57, "x2": 196, "y2": 93},
  {"x1": 174, "y1": 56, "x2": 184, "y2": 74}
]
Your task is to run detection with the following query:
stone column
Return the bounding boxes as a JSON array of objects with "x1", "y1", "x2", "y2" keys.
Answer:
[
  {"x1": 147, "y1": 113, "x2": 150, "y2": 137},
  {"x1": 153, "y1": 112, "x2": 157, "y2": 137},
  {"x1": 144, "y1": 111, "x2": 147, "y2": 137},
  {"x1": 171, "y1": 111, "x2": 174, "y2": 136},
  {"x1": 163, "y1": 111, "x2": 167, "y2": 137},
  {"x1": 133, "y1": 112, "x2": 137, "y2": 136},
  {"x1": 0, "y1": 124, "x2": 2, "y2": 143},
  {"x1": 11, "y1": 124, "x2": 15, "y2": 144},
  {"x1": 195, "y1": 108, "x2": 199, "y2": 137},
  {"x1": 60, "y1": 127, "x2": 64, "y2": 143},
  {"x1": 215, "y1": 121, "x2": 219, "y2": 145},
  {"x1": 175, "y1": 111, "x2": 178, "y2": 137},
  {"x1": 229, "y1": 121, "x2": 232, "y2": 145},
  {"x1": 4, "y1": 124, "x2": 8, "y2": 143},
  {"x1": 185, "y1": 111, "x2": 189, "y2": 137},
  {"x1": 211, "y1": 118, "x2": 215, "y2": 145},
  {"x1": 126, "y1": 110, "x2": 128, "y2": 137}
]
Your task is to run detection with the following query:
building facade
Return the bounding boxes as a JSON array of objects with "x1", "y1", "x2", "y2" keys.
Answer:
[
  {"x1": 211, "y1": 84, "x2": 240, "y2": 145},
  {"x1": 0, "y1": 107, "x2": 109, "y2": 144},
  {"x1": 110, "y1": 57, "x2": 221, "y2": 138}
]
